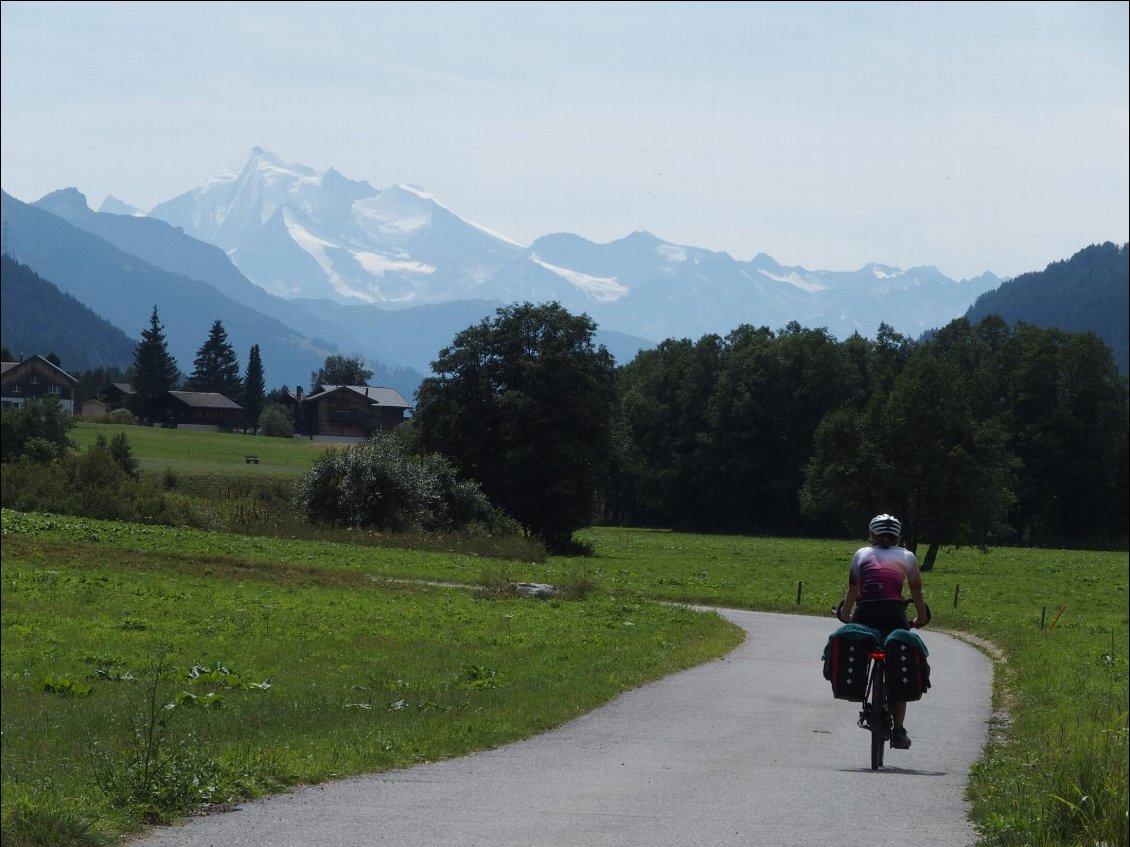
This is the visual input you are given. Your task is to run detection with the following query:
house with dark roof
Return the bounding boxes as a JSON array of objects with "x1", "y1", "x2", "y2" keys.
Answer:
[
  {"x1": 0, "y1": 355, "x2": 79, "y2": 416},
  {"x1": 298, "y1": 384, "x2": 412, "y2": 441},
  {"x1": 101, "y1": 382, "x2": 136, "y2": 412},
  {"x1": 160, "y1": 391, "x2": 243, "y2": 431}
]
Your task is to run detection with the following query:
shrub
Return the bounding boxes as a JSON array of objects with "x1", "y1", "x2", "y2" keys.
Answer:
[
  {"x1": 104, "y1": 408, "x2": 136, "y2": 425},
  {"x1": 298, "y1": 430, "x2": 514, "y2": 534},
  {"x1": 258, "y1": 404, "x2": 293, "y2": 438},
  {"x1": 0, "y1": 444, "x2": 200, "y2": 527},
  {"x1": 0, "y1": 397, "x2": 76, "y2": 463},
  {"x1": 96, "y1": 433, "x2": 140, "y2": 481}
]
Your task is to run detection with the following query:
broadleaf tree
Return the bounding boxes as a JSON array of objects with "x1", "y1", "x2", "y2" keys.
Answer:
[
  {"x1": 413, "y1": 302, "x2": 618, "y2": 552},
  {"x1": 802, "y1": 340, "x2": 1018, "y2": 569},
  {"x1": 310, "y1": 355, "x2": 373, "y2": 390}
]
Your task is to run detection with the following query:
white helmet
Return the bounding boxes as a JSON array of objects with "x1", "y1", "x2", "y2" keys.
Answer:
[{"x1": 869, "y1": 514, "x2": 902, "y2": 538}]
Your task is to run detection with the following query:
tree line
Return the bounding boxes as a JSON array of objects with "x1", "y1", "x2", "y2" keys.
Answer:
[
  {"x1": 410, "y1": 304, "x2": 1127, "y2": 555},
  {"x1": 609, "y1": 315, "x2": 1128, "y2": 557},
  {"x1": 8, "y1": 299, "x2": 1126, "y2": 556}
]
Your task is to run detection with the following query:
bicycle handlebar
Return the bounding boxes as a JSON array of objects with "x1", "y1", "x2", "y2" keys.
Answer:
[{"x1": 832, "y1": 599, "x2": 931, "y2": 628}]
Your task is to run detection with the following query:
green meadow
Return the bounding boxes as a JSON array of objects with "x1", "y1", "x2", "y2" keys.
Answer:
[
  {"x1": 69, "y1": 422, "x2": 328, "y2": 477},
  {"x1": 1, "y1": 423, "x2": 1126, "y2": 846}
]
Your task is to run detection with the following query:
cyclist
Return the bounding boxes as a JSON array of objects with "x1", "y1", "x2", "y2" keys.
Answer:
[{"x1": 835, "y1": 513, "x2": 928, "y2": 749}]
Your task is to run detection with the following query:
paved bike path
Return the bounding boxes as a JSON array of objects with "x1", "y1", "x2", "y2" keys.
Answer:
[{"x1": 134, "y1": 610, "x2": 993, "y2": 847}]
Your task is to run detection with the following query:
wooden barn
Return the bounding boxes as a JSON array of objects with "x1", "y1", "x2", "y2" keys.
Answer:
[{"x1": 160, "y1": 391, "x2": 243, "y2": 431}]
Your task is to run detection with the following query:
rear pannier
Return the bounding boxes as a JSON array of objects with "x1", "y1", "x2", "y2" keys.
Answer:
[
  {"x1": 883, "y1": 629, "x2": 931, "y2": 702},
  {"x1": 822, "y1": 624, "x2": 882, "y2": 701}
]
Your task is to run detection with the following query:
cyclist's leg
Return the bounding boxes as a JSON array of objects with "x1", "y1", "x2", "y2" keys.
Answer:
[{"x1": 893, "y1": 701, "x2": 907, "y2": 728}]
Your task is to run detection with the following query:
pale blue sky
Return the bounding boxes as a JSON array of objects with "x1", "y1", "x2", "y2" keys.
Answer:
[{"x1": 2, "y1": 1, "x2": 1127, "y2": 279}]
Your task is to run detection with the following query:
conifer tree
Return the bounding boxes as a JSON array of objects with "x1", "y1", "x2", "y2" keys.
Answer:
[
  {"x1": 188, "y1": 320, "x2": 242, "y2": 398},
  {"x1": 130, "y1": 306, "x2": 179, "y2": 423},
  {"x1": 242, "y1": 344, "x2": 266, "y2": 428}
]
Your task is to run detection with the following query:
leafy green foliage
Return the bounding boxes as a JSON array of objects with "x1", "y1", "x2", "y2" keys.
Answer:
[
  {"x1": 618, "y1": 313, "x2": 1127, "y2": 549},
  {"x1": 257, "y1": 403, "x2": 293, "y2": 438},
  {"x1": 415, "y1": 302, "x2": 618, "y2": 552},
  {"x1": 298, "y1": 430, "x2": 514, "y2": 534},
  {"x1": 0, "y1": 396, "x2": 77, "y2": 463},
  {"x1": 87, "y1": 652, "x2": 228, "y2": 823},
  {"x1": 310, "y1": 354, "x2": 373, "y2": 389},
  {"x1": 41, "y1": 677, "x2": 94, "y2": 698},
  {"x1": 0, "y1": 443, "x2": 197, "y2": 526},
  {"x1": 95, "y1": 433, "x2": 139, "y2": 481},
  {"x1": 104, "y1": 408, "x2": 135, "y2": 425}
]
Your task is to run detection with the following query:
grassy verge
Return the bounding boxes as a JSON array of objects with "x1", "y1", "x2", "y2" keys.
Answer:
[{"x1": 0, "y1": 517, "x2": 742, "y2": 845}]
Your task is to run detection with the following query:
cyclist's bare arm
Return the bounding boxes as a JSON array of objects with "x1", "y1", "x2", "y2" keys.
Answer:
[
  {"x1": 908, "y1": 578, "x2": 927, "y2": 627},
  {"x1": 837, "y1": 584, "x2": 860, "y2": 623}
]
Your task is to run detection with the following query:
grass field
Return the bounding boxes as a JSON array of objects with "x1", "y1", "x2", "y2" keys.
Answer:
[
  {"x1": 70, "y1": 422, "x2": 330, "y2": 477},
  {"x1": 2, "y1": 424, "x2": 1127, "y2": 846}
]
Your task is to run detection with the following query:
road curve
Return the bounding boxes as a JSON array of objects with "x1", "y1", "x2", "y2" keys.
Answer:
[{"x1": 133, "y1": 609, "x2": 993, "y2": 847}]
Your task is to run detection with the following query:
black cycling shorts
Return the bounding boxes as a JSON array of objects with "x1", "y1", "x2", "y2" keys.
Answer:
[{"x1": 852, "y1": 600, "x2": 909, "y2": 637}]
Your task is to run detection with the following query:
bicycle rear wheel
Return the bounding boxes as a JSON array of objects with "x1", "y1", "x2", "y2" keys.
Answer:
[{"x1": 870, "y1": 660, "x2": 886, "y2": 770}]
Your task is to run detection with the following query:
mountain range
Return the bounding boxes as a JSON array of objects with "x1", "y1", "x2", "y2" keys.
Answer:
[
  {"x1": 2, "y1": 147, "x2": 1123, "y2": 394},
  {"x1": 145, "y1": 148, "x2": 1002, "y2": 345}
]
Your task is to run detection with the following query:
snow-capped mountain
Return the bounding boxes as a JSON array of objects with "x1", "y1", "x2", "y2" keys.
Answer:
[
  {"x1": 144, "y1": 148, "x2": 1001, "y2": 344},
  {"x1": 149, "y1": 148, "x2": 523, "y2": 305}
]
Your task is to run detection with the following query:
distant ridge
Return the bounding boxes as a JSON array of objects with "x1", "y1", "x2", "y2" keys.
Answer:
[
  {"x1": 1, "y1": 254, "x2": 137, "y2": 372},
  {"x1": 964, "y1": 242, "x2": 1128, "y2": 374}
]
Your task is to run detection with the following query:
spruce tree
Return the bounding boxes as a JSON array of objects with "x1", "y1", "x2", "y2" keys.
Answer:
[
  {"x1": 242, "y1": 344, "x2": 266, "y2": 429},
  {"x1": 131, "y1": 306, "x2": 179, "y2": 423},
  {"x1": 188, "y1": 320, "x2": 242, "y2": 398}
]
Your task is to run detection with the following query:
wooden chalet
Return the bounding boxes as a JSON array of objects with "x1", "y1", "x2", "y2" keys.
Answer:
[
  {"x1": 298, "y1": 384, "x2": 411, "y2": 440},
  {"x1": 0, "y1": 355, "x2": 78, "y2": 416}
]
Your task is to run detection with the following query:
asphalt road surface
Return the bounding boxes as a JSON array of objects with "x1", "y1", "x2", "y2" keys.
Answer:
[{"x1": 133, "y1": 609, "x2": 993, "y2": 847}]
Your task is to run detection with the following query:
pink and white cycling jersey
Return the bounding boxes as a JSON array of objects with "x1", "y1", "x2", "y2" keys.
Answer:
[{"x1": 849, "y1": 545, "x2": 921, "y2": 602}]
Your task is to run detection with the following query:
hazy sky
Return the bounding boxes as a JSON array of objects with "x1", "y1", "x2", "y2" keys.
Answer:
[{"x1": 2, "y1": 1, "x2": 1127, "y2": 280}]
